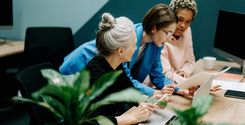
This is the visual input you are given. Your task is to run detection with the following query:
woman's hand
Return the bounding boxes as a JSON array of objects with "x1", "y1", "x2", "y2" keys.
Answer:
[
  {"x1": 153, "y1": 84, "x2": 175, "y2": 99},
  {"x1": 162, "y1": 84, "x2": 176, "y2": 95},
  {"x1": 116, "y1": 102, "x2": 160, "y2": 125},
  {"x1": 176, "y1": 85, "x2": 200, "y2": 96},
  {"x1": 177, "y1": 84, "x2": 222, "y2": 97},
  {"x1": 210, "y1": 84, "x2": 222, "y2": 92}
]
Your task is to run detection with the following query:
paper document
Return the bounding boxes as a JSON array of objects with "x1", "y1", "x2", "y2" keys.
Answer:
[
  {"x1": 177, "y1": 72, "x2": 213, "y2": 89},
  {"x1": 213, "y1": 79, "x2": 245, "y2": 92},
  {"x1": 177, "y1": 67, "x2": 231, "y2": 89}
]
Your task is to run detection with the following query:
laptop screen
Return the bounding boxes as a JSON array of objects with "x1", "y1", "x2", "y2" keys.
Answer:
[{"x1": 192, "y1": 76, "x2": 214, "y2": 104}]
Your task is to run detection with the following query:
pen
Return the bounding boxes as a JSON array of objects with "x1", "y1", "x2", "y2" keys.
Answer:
[
  {"x1": 154, "y1": 94, "x2": 170, "y2": 105},
  {"x1": 171, "y1": 68, "x2": 174, "y2": 84}
]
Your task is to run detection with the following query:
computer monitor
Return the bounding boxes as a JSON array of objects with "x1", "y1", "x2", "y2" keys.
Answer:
[
  {"x1": 213, "y1": 10, "x2": 245, "y2": 74},
  {"x1": 0, "y1": 0, "x2": 13, "y2": 27}
]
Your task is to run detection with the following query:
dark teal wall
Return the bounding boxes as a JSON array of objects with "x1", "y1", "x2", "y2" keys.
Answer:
[
  {"x1": 74, "y1": 0, "x2": 170, "y2": 46},
  {"x1": 74, "y1": 0, "x2": 245, "y2": 60},
  {"x1": 221, "y1": 0, "x2": 245, "y2": 12},
  {"x1": 191, "y1": 0, "x2": 220, "y2": 60}
]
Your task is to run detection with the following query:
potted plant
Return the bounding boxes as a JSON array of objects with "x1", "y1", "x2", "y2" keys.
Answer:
[
  {"x1": 13, "y1": 68, "x2": 223, "y2": 125},
  {"x1": 13, "y1": 69, "x2": 161, "y2": 125}
]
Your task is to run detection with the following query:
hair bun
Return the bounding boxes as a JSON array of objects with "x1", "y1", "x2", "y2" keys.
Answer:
[{"x1": 99, "y1": 13, "x2": 116, "y2": 31}]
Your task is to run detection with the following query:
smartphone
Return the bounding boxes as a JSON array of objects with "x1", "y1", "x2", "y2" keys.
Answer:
[{"x1": 224, "y1": 90, "x2": 245, "y2": 100}]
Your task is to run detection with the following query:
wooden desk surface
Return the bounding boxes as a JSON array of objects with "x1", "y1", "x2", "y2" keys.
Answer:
[
  {"x1": 0, "y1": 41, "x2": 24, "y2": 57},
  {"x1": 203, "y1": 91, "x2": 245, "y2": 124},
  {"x1": 166, "y1": 59, "x2": 245, "y2": 124},
  {"x1": 166, "y1": 90, "x2": 245, "y2": 124}
]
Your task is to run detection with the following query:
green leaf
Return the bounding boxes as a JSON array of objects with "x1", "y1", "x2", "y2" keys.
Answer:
[
  {"x1": 61, "y1": 72, "x2": 80, "y2": 86},
  {"x1": 13, "y1": 96, "x2": 63, "y2": 120},
  {"x1": 78, "y1": 96, "x2": 91, "y2": 118},
  {"x1": 74, "y1": 70, "x2": 90, "y2": 114},
  {"x1": 88, "y1": 70, "x2": 122, "y2": 101},
  {"x1": 48, "y1": 69, "x2": 80, "y2": 87},
  {"x1": 41, "y1": 69, "x2": 71, "y2": 86},
  {"x1": 74, "y1": 69, "x2": 90, "y2": 93},
  {"x1": 40, "y1": 95, "x2": 67, "y2": 119},
  {"x1": 173, "y1": 108, "x2": 199, "y2": 125},
  {"x1": 32, "y1": 84, "x2": 73, "y2": 108},
  {"x1": 90, "y1": 88, "x2": 143, "y2": 111},
  {"x1": 13, "y1": 96, "x2": 40, "y2": 104},
  {"x1": 157, "y1": 101, "x2": 167, "y2": 107},
  {"x1": 93, "y1": 115, "x2": 114, "y2": 125},
  {"x1": 192, "y1": 96, "x2": 213, "y2": 116},
  {"x1": 144, "y1": 97, "x2": 167, "y2": 107},
  {"x1": 171, "y1": 95, "x2": 213, "y2": 125}
]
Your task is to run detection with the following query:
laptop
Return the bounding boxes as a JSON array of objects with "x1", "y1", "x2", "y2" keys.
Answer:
[
  {"x1": 139, "y1": 76, "x2": 214, "y2": 125},
  {"x1": 177, "y1": 66, "x2": 231, "y2": 92},
  {"x1": 139, "y1": 67, "x2": 230, "y2": 125}
]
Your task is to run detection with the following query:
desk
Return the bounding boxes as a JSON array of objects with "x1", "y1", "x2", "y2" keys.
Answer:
[
  {"x1": 162, "y1": 59, "x2": 245, "y2": 124},
  {"x1": 0, "y1": 41, "x2": 24, "y2": 58}
]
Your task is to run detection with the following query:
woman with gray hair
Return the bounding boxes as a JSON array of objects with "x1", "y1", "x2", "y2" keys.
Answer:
[
  {"x1": 85, "y1": 12, "x2": 160, "y2": 125},
  {"x1": 96, "y1": 13, "x2": 136, "y2": 62}
]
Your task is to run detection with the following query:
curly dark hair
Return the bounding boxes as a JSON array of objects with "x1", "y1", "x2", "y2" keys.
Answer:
[{"x1": 169, "y1": 0, "x2": 198, "y2": 17}]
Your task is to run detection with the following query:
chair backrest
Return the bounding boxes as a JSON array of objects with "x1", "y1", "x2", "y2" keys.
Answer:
[
  {"x1": 24, "y1": 27, "x2": 75, "y2": 68},
  {"x1": 16, "y1": 62, "x2": 58, "y2": 125}
]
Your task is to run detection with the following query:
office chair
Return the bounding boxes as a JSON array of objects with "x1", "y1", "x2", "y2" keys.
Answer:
[
  {"x1": 4, "y1": 27, "x2": 75, "y2": 76},
  {"x1": 23, "y1": 27, "x2": 75, "y2": 68},
  {"x1": 15, "y1": 62, "x2": 58, "y2": 125}
]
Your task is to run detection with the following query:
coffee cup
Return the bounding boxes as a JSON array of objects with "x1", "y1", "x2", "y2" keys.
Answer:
[{"x1": 203, "y1": 56, "x2": 216, "y2": 70}]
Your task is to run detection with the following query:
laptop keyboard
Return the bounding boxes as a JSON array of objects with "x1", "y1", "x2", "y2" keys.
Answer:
[{"x1": 165, "y1": 115, "x2": 179, "y2": 125}]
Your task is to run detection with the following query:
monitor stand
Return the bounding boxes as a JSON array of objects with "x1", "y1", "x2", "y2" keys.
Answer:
[
  {"x1": 242, "y1": 61, "x2": 245, "y2": 75},
  {"x1": 222, "y1": 61, "x2": 245, "y2": 75},
  {"x1": 227, "y1": 67, "x2": 242, "y2": 74},
  {"x1": 221, "y1": 66, "x2": 243, "y2": 74}
]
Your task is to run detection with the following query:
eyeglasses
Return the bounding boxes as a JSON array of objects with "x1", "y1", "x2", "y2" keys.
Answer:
[{"x1": 161, "y1": 29, "x2": 173, "y2": 39}]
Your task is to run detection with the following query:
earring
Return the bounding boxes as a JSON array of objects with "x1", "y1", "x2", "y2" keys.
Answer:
[{"x1": 119, "y1": 54, "x2": 124, "y2": 59}]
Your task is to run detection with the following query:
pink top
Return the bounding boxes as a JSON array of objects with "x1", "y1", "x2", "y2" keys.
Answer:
[{"x1": 161, "y1": 27, "x2": 195, "y2": 84}]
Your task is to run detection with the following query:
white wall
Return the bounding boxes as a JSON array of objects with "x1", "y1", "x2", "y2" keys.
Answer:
[{"x1": 0, "y1": 0, "x2": 108, "y2": 40}]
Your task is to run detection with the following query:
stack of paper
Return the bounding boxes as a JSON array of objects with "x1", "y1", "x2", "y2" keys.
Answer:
[{"x1": 212, "y1": 79, "x2": 245, "y2": 92}]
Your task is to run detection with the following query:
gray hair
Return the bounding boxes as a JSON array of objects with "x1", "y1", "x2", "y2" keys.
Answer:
[{"x1": 96, "y1": 13, "x2": 135, "y2": 56}]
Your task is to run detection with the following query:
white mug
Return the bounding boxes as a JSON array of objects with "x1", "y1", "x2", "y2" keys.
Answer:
[{"x1": 203, "y1": 56, "x2": 216, "y2": 70}]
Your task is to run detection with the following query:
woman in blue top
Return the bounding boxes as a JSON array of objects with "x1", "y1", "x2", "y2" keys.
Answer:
[{"x1": 59, "y1": 4, "x2": 187, "y2": 97}]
